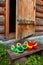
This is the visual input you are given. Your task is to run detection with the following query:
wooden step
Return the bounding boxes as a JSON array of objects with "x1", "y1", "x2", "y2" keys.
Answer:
[
  {"x1": 0, "y1": 15, "x2": 5, "y2": 24},
  {"x1": 0, "y1": 7, "x2": 4, "y2": 15},
  {"x1": 36, "y1": 12, "x2": 43, "y2": 18},
  {"x1": 36, "y1": 0, "x2": 43, "y2": 6},
  {"x1": 36, "y1": 18, "x2": 43, "y2": 25}
]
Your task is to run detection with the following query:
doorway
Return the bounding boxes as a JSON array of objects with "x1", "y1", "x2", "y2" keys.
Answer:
[{"x1": 9, "y1": 0, "x2": 16, "y2": 33}]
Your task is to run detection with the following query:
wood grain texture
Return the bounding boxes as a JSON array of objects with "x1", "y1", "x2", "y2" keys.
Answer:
[
  {"x1": 36, "y1": 7, "x2": 43, "y2": 13},
  {"x1": 36, "y1": 0, "x2": 43, "y2": 6},
  {"x1": 16, "y1": 0, "x2": 35, "y2": 19},
  {"x1": 36, "y1": 12, "x2": 43, "y2": 18},
  {"x1": 17, "y1": 25, "x2": 35, "y2": 39},
  {"x1": 16, "y1": 0, "x2": 36, "y2": 39}
]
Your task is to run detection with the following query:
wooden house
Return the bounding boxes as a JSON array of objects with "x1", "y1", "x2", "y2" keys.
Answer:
[{"x1": 0, "y1": 0, "x2": 43, "y2": 39}]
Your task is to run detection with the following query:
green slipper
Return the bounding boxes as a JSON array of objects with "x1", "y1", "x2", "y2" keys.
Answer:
[
  {"x1": 22, "y1": 44, "x2": 27, "y2": 50},
  {"x1": 11, "y1": 45, "x2": 19, "y2": 53},
  {"x1": 16, "y1": 43, "x2": 24, "y2": 53}
]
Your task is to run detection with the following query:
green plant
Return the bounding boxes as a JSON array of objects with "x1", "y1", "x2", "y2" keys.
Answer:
[
  {"x1": 15, "y1": 55, "x2": 43, "y2": 65},
  {"x1": 0, "y1": 43, "x2": 11, "y2": 65}
]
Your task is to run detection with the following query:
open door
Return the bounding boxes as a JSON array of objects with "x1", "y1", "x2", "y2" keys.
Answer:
[{"x1": 9, "y1": 0, "x2": 16, "y2": 33}]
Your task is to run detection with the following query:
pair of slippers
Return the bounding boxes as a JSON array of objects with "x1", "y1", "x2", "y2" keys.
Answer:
[{"x1": 11, "y1": 43, "x2": 27, "y2": 53}]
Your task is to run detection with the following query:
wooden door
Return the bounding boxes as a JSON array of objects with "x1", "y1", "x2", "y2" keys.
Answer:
[{"x1": 16, "y1": 0, "x2": 36, "y2": 39}]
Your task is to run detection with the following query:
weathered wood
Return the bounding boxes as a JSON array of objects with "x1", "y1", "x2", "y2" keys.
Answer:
[
  {"x1": 14, "y1": 57, "x2": 27, "y2": 65},
  {"x1": 0, "y1": 26, "x2": 4, "y2": 33},
  {"x1": 36, "y1": 0, "x2": 43, "y2": 6},
  {"x1": 0, "y1": 0, "x2": 5, "y2": 7},
  {"x1": 36, "y1": 18, "x2": 43, "y2": 25},
  {"x1": 0, "y1": 7, "x2": 4, "y2": 14},
  {"x1": 16, "y1": 0, "x2": 36, "y2": 39},
  {"x1": 17, "y1": 24, "x2": 35, "y2": 39},
  {"x1": 36, "y1": 26, "x2": 43, "y2": 31},
  {"x1": 7, "y1": 43, "x2": 43, "y2": 61},
  {"x1": 36, "y1": 12, "x2": 43, "y2": 18},
  {"x1": 36, "y1": 7, "x2": 43, "y2": 13},
  {"x1": 35, "y1": 32, "x2": 43, "y2": 35}
]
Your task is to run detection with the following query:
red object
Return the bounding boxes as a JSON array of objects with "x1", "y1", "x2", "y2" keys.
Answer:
[
  {"x1": 28, "y1": 41, "x2": 33, "y2": 50},
  {"x1": 33, "y1": 41, "x2": 39, "y2": 49},
  {"x1": 28, "y1": 41, "x2": 33, "y2": 45},
  {"x1": 28, "y1": 48, "x2": 33, "y2": 50},
  {"x1": 33, "y1": 41, "x2": 37, "y2": 45},
  {"x1": 34, "y1": 46, "x2": 39, "y2": 49}
]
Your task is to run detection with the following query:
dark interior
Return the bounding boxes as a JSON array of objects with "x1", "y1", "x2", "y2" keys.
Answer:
[{"x1": 9, "y1": 0, "x2": 16, "y2": 33}]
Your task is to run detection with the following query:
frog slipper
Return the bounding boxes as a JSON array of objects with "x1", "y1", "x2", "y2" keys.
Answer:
[
  {"x1": 24, "y1": 41, "x2": 28, "y2": 47},
  {"x1": 22, "y1": 43, "x2": 27, "y2": 50},
  {"x1": 11, "y1": 45, "x2": 19, "y2": 53},
  {"x1": 16, "y1": 43, "x2": 24, "y2": 53}
]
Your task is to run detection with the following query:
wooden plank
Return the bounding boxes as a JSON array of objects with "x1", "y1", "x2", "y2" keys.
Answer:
[
  {"x1": 7, "y1": 43, "x2": 43, "y2": 61},
  {"x1": 36, "y1": 0, "x2": 43, "y2": 6},
  {"x1": 36, "y1": 12, "x2": 43, "y2": 18},
  {"x1": 0, "y1": 7, "x2": 4, "y2": 15},
  {"x1": 0, "y1": 26, "x2": 4, "y2": 33},
  {"x1": 36, "y1": 26, "x2": 43, "y2": 30},
  {"x1": 0, "y1": 0, "x2": 5, "y2": 7},
  {"x1": 35, "y1": 32, "x2": 43, "y2": 36},
  {"x1": 36, "y1": 18, "x2": 43, "y2": 25},
  {"x1": 0, "y1": 15, "x2": 5, "y2": 24},
  {"x1": 0, "y1": 0, "x2": 5, "y2": 5},
  {"x1": 36, "y1": 7, "x2": 43, "y2": 13}
]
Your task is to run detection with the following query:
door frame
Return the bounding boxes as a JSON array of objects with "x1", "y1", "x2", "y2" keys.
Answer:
[{"x1": 6, "y1": 0, "x2": 16, "y2": 39}]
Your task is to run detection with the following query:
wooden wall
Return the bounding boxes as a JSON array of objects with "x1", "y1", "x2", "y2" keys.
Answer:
[
  {"x1": 35, "y1": 0, "x2": 43, "y2": 35},
  {"x1": 0, "y1": 0, "x2": 6, "y2": 39}
]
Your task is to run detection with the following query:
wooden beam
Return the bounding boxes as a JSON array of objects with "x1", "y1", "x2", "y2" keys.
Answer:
[
  {"x1": 35, "y1": 18, "x2": 43, "y2": 25},
  {"x1": 36, "y1": 8, "x2": 43, "y2": 13},
  {"x1": 36, "y1": 0, "x2": 43, "y2": 6},
  {"x1": 36, "y1": 12, "x2": 43, "y2": 18},
  {"x1": 36, "y1": 26, "x2": 43, "y2": 32},
  {"x1": 36, "y1": 30, "x2": 43, "y2": 32}
]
